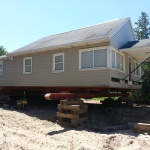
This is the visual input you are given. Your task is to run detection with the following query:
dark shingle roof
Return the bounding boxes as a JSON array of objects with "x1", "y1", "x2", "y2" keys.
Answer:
[
  {"x1": 9, "y1": 18, "x2": 128, "y2": 56},
  {"x1": 121, "y1": 39, "x2": 150, "y2": 49}
]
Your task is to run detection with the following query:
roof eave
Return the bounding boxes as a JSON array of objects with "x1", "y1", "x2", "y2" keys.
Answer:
[
  {"x1": 120, "y1": 47, "x2": 150, "y2": 62},
  {"x1": 7, "y1": 37, "x2": 109, "y2": 57},
  {"x1": 120, "y1": 46, "x2": 150, "y2": 52},
  {"x1": 0, "y1": 55, "x2": 9, "y2": 61}
]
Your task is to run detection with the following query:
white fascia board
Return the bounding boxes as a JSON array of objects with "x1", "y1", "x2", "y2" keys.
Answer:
[{"x1": 7, "y1": 37, "x2": 109, "y2": 57}]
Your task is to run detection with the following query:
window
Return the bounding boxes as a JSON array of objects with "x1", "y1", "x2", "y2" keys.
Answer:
[
  {"x1": 53, "y1": 53, "x2": 64, "y2": 72},
  {"x1": 116, "y1": 53, "x2": 124, "y2": 71},
  {"x1": 111, "y1": 50, "x2": 124, "y2": 71},
  {"x1": 23, "y1": 57, "x2": 32, "y2": 74},
  {"x1": 134, "y1": 61, "x2": 140, "y2": 76},
  {"x1": 0, "y1": 61, "x2": 3, "y2": 75},
  {"x1": 80, "y1": 49, "x2": 107, "y2": 69},
  {"x1": 111, "y1": 50, "x2": 115, "y2": 68}
]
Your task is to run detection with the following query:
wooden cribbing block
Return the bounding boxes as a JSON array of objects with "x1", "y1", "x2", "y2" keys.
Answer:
[
  {"x1": 71, "y1": 117, "x2": 88, "y2": 124},
  {"x1": 70, "y1": 104, "x2": 88, "y2": 110},
  {"x1": 57, "y1": 117, "x2": 88, "y2": 128},
  {"x1": 60, "y1": 100, "x2": 84, "y2": 105},
  {"x1": 57, "y1": 120, "x2": 71, "y2": 126},
  {"x1": 57, "y1": 99, "x2": 88, "y2": 128},
  {"x1": 57, "y1": 112, "x2": 79, "y2": 119},
  {"x1": 58, "y1": 104, "x2": 88, "y2": 111},
  {"x1": 58, "y1": 104, "x2": 80, "y2": 110},
  {"x1": 71, "y1": 109, "x2": 87, "y2": 115},
  {"x1": 134, "y1": 123, "x2": 150, "y2": 133},
  {"x1": 79, "y1": 104, "x2": 88, "y2": 110}
]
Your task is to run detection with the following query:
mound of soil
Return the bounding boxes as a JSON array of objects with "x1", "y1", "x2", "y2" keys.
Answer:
[{"x1": 0, "y1": 102, "x2": 149, "y2": 150}]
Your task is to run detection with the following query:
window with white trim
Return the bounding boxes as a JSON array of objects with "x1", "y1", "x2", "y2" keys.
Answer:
[
  {"x1": 23, "y1": 57, "x2": 32, "y2": 74},
  {"x1": 116, "y1": 53, "x2": 124, "y2": 71},
  {"x1": 134, "y1": 61, "x2": 140, "y2": 76},
  {"x1": 0, "y1": 61, "x2": 3, "y2": 75},
  {"x1": 53, "y1": 53, "x2": 64, "y2": 72},
  {"x1": 80, "y1": 49, "x2": 107, "y2": 69},
  {"x1": 111, "y1": 50, "x2": 124, "y2": 71},
  {"x1": 111, "y1": 50, "x2": 115, "y2": 68}
]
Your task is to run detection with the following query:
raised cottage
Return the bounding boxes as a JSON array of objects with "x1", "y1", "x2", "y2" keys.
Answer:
[{"x1": 0, "y1": 17, "x2": 150, "y2": 98}]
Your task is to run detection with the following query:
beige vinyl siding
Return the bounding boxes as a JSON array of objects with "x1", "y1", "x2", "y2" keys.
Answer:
[
  {"x1": 0, "y1": 43, "x2": 111, "y2": 87},
  {"x1": 0, "y1": 59, "x2": 13, "y2": 86},
  {"x1": 110, "y1": 53, "x2": 141, "y2": 88}
]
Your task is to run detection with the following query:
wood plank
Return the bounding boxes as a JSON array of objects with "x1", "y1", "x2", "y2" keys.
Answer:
[
  {"x1": 71, "y1": 109, "x2": 87, "y2": 115},
  {"x1": 57, "y1": 120, "x2": 78, "y2": 128},
  {"x1": 57, "y1": 112, "x2": 79, "y2": 119},
  {"x1": 71, "y1": 117, "x2": 88, "y2": 124},
  {"x1": 57, "y1": 117, "x2": 88, "y2": 128},
  {"x1": 58, "y1": 104, "x2": 88, "y2": 110},
  {"x1": 57, "y1": 120, "x2": 71, "y2": 126},
  {"x1": 134, "y1": 123, "x2": 150, "y2": 133}
]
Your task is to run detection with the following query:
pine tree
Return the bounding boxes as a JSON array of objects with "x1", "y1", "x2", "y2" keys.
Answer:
[
  {"x1": 134, "y1": 12, "x2": 150, "y2": 104},
  {"x1": 134, "y1": 12, "x2": 150, "y2": 40}
]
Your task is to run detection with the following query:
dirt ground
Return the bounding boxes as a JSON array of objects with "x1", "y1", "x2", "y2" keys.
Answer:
[{"x1": 0, "y1": 100, "x2": 150, "y2": 150}]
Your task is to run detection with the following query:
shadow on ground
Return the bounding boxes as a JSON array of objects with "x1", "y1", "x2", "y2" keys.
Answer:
[{"x1": 1, "y1": 98, "x2": 150, "y2": 137}]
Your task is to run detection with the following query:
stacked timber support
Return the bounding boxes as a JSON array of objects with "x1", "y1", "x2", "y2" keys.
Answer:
[
  {"x1": 57, "y1": 99, "x2": 88, "y2": 127},
  {"x1": 134, "y1": 121, "x2": 150, "y2": 134}
]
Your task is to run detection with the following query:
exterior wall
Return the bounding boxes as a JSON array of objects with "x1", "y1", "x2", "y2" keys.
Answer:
[
  {"x1": 0, "y1": 59, "x2": 13, "y2": 86},
  {"x1": 0, "y1": 44, "x2": 141, "y2": 89},
  {"x1": 110, "y1": 20, "x2": 135, "y2": 49},
  {"x1": 110, "y1": 52, "x2": 142, "y2": 89},
  {"x1": 0, "y1": 43, "x2": 111, "y2": 87}
]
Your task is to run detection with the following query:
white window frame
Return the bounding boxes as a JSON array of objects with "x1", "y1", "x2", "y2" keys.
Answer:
[
  {"x1": 0, "y1": 61, "x2": 3, "y2": 75},
  {"x1": 111, "y1": 49, "x2": 116, "y2": 69},
  {"x1": 53, "y1": 53, "x2": 64, "y2": 73},
  {"x1": 110, "y1": 48, "x2": 125, "y2": 72},
  {"x1": 133, "y1": 60, "x2": 141, "y2": 77},
  {"x1": 23, "y1": 57, "x2": 32, "y2": 74},
  {"x1": 128, "y1": 55, "x2": 132, "y2": 82},
  {"x1": 79, "y1": 47, "x2": 108, "y2": 70}
]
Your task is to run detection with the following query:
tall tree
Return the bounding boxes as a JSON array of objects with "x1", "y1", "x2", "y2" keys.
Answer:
[
  {"x1": 134, "y1": 12, "x2": 150, "y2": 104},
  {"x1": 0, "y1": 46, "x2": 8, "y2": 56},
  {"x1": 141, "y1": 62, "x2": 150, "y2": 102},
  {"x1": 134, "y1": 11, "x2": 150, "y2": 40}
]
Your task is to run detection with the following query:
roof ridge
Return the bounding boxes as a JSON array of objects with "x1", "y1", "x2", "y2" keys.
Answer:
[
  {"x1": 43, "y1": 18, "x2": 129, "y2": 39},
  {"x1": 8, "y1": 17, "x2": 130, "y2": 56},
  {"x1": 109, "y1": 17, "x2": 130, "y2": 39}
]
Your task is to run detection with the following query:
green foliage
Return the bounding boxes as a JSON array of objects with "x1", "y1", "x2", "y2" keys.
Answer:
[
  {"x1": 131, "y1": 89, "x2": 142, "y2": 102},
  {"x1": 133, "y1": 12, "x2": 150, "y2": 104},
  {"x1": 91, "y1": 97, "x2": 118, "y2": 101},
  {"x1": 0, "y1": 46, "x2": 8, "y2": 56},
  {"x1": 141, "y1": 63, "x2": 150, "y2": 103},
  {"x1": 131, "y1": 63, "x2": 150, "y2": 104},
  {"x1": 134, "y1": 11, "x2": 150, "y2": 40}
]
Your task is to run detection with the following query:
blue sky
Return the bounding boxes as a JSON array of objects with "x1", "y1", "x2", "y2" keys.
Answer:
[{"x1": 0, "y1": 0, "x2": 150, "y2": 52}]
